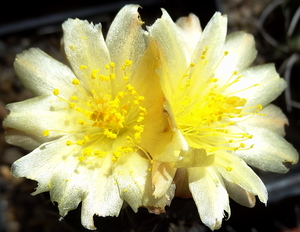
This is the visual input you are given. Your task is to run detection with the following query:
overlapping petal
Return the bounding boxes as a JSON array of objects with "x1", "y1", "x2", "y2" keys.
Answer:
[
  {"x1": 148, "y1": 9, "x2": 189, "y2": 96},
  {"x1": 189, "y1": 167, "x2": 230, "y2": 230},
  {"x1": 106, "y1": 5, "x2": 147, "y2": 71},
  {"x1": 14, "y1": 48, "x2": 76, "y2": 97},
  {"x1": 62, "y1": 18, "x2": 110, "y2": 89}
]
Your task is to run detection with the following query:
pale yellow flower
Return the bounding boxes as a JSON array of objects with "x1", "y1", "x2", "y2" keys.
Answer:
[
  {"x1": 149, "y1": 10, "x2": 299, "y2": 230},
  {"x1": 4, "y1": 5, "x2": 174, "y2": 230}
]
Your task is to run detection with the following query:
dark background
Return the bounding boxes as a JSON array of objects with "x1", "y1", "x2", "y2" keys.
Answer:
[{"x1": 0, "y1": 0, "x2": 300, "y2": 231}]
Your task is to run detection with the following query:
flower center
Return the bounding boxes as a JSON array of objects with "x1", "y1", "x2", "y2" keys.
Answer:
[
  {"x1": 172, "y1": 49, "x2": 263, "y2": 153},
  {"x1": 44, "y1": 60, "x2": 147, "y2": 162}
]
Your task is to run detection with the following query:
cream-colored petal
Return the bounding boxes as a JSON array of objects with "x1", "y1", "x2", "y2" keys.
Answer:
[
  {"x1": 4, "y1": 95, "x2": 81, "y2": 143},
  {"x1": 14, "y1": 48, "x2": 75, "y2": 97},
  {"x1": 148, "y1": 8, "x2": 190, "y2": 96},
  {"x1": 237, "y1": 104, "x2": 288, "y2": 136},
  {"x1": 215, "y1": 152, "x2": 267, "y2": 204},
  {"x1": 175, "y1": 148, "x2": 215, "y2": 168},
  {"x1": 114, "y1": 152, "x2": 149, "y2": 212},
  {"x1": 189, "y1": 12, "x2": 227, "y2": 89},
  {"x1": 223, "y1": 179, "x2": 256, "y2": 207},
  {"x1": 114, "y1": 153, "x2": 174, "y2": 212},
  {"x1": 79, "y1": 173, "x2": 123, "y2": 230},
  {"x1": 188, "y1": 167, "x2": 230, "y2": 230},
  {"x1": 223, "y1": 64, "x2": 286, "y2": 107},
  {"x1": 152, "y1": 161, "x2": 176, "y2": 198},
  {"x1": 5, "y1": 129, "x2": 47, "y2": 150},
  {"x1": 233, "y1": 126, "x2": 298, "y2": 173},
  {"x1": 125, "y1": 40, "x2": 177, "y2": 163},
  {"x1": 11, "y1": 137, "x2": 123, "y2": 230},
  {"x1": 106, "y1": 5, "x2": 147, "y2": 72},
  {"x1": 214, "y1": 31, "x2": 257, "y2": 86},
  {"x1": 62, "y1": 18, "x2": 110, "y2": 90},
  {"x1": 176, "y1": 13, "x2": 202, "y2": 56}
]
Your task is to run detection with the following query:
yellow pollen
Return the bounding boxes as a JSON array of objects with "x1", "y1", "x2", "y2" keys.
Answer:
[
  {"x1": 125, "y1": 60, "x2": 132, "y2": 66},
  {"x1": 53, "y1": 89, "x2": 60, "y2": 96},
  {"x1": 80, "y1": 65, "x2": 87, "y2": 70},
  {"x1": 110, "y1": 62, "x2": 115, "y2": 68},
  {"x1": 43, "y1": 130, "x2": 50, "y2": 136},
  {"x1": 91, "y1": 69, "x2": 99, "y2": 79},
  {"x1": 66, "y1": 141, "x2": 73, "y2": 146},
  {"x1": 226, "y1": 166, "x2": 233, "y2": 171},
  {"x1": 78, "y1": 119, "x2": 85, "y2": 125},
  {"x1": 110, "y1": 73, "x2": 116, "y2": 79},
  {"x1": 69, "y1": 103, "x2": 75, "y2": 108},
  {"x1": 257, "y1": 104, "x2": 263, "y2": 110},
  {"x1": 72, "y1": 79, "x2": 80, "y2": 85},
  {"x1": 71, "y1": 96, "x2": 78, "y2": 101},
  {"x1": 103, "y1": 129, "x2": 117, "y2": 139}
]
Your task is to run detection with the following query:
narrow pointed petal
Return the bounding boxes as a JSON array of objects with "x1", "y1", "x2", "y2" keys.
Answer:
[
  {"x1": 5, "y1": 129, "x2": 46, "y2": 150},
  {"x1": 224, "y1": 64, "x2": 287, "y2": 107},
  {"x1": 189, "y1": 12, "x2": 227, "y2": 85},
  {"x1": 4, "y1": 96, "x2": 81, "y2": 144},
  {"x1": 148, "y1": 8, "x2": 190, "y2": 95},
  {"x1": 80, "y1": 175, "x2": 123, "y2": 230},
  {"x1": 14, "y1": 48, "x2": 76, "y2": 97},
  {"x1": 106, "y1": 5, "x2": 147, "y2": 70},
  {"x1": 62, "y1": 18, "x2": 110, "y2": 89},
  {"x1": 215, "y1": 152, "x2": 268, "y2": 204},
  {"x1": 152, "y1": 161, "x2": 176, "y2": 198},
  {"x1": 234, "y1": 127, "x2": 298, "y2": 173},
  {"x1": 224, "y1": 179, "x2": 256, "y2": 207},
  {"x1": 214, "y1": 31, "x2": 257, "y2": 86},
  {"x1": 188, "y1": 167, "x2": 230, "y2": 230},
  {"x1": 237, "y1": 104, "x2": 288, "y2": 136},
  {"x1": 176, "y1": 13, "x2": 202, "y2": 56}
]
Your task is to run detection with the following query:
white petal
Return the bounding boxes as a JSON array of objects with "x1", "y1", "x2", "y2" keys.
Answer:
[
  {"x1": 148, "y1": 8, "x2": 190, "y2": 96},
  {"x1": 4, "y1": 129, "x2": 44, "y2": 150},
  {"x1": 14, "y1": 48, "x2": 75, "y2": 97},
  {"x1": 234, "y1": 126, "x2": 298, "y2": 172},
  {"x1": 223, "y1": 179, "x2": 256, "y2": 207},
  {"x1": 188, "y1": 167, "x2": 230, "y2": 230},
  {"x1": 106, "y1": 5, "x2": 147, "y2": 71},
  {"x1": 4, "y1": 96, "x2": 81, "y2": 145},
  {"x1": 114, "y1": 153, "x2": 174, "y2": 212},
  {"x1": 176, "y1": 13, "x2": 202, "y2": 56},
  {"x1": 224, "y1": 64, "x2": 286, "y2": 107},
  {"x1": 215, "y1": 152, "x2": 267, "y2": 204},
  {"x1": 189, "y1": 12, "x2": 227, "y2": 87},
  {"x1": 152, "y1": 161, "x2": 176, "y2": 198},
  {"x1": 62, "y1": 18, "x2": 110, "y2": 90},
  {"x1": 11, "y1": 137, "x2": 123, "y2": 230},
  {"x1": 237, "y1": 104, "x2": 288, "y2": 136},
  {"x1": 214, "y1": 31, "x2": 257, "y2": 86},
  {"x1": 80, "y1": 173, "x2": 123, "y2": 230}
]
